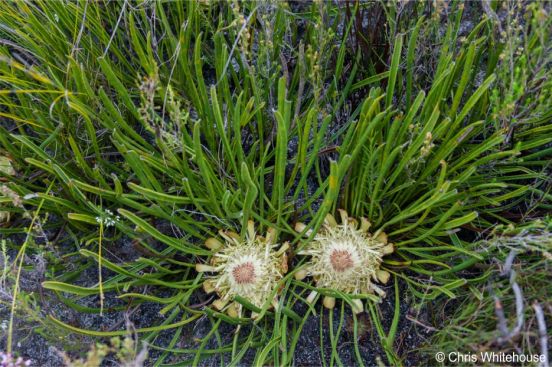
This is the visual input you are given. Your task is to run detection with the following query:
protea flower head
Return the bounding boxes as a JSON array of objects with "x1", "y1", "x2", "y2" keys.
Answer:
[
  {"x1": 195, "y1": 220, "x2": 289, "y2": 318},
  {"x1": 294, "y1": 209, "x2": 394, "y2": 313}
]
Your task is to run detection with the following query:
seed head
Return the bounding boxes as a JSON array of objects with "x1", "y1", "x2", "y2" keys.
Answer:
[
  {"x1": 232, "y1": 262, "x2": 256, "y2": 284},
  {"x1": 330, "y1": 249, "x2": 354, "y2": 272}
]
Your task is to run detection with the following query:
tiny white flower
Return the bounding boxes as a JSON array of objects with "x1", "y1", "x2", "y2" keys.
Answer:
[{"x1": 95, "y1": 210, "x2": 119, "y2": 227}]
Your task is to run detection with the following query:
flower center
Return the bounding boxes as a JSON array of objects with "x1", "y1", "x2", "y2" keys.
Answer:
[
  {"x1": 232, "y1": 261, "x2": 256, "y2": 284},
  {"x1": 330, "y1": 249, "x2": 354, "y2": 272}
]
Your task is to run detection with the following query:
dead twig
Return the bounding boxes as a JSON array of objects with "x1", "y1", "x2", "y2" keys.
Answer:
[
  {"x1": 481, "y1": 0, "x2": 503, "y2": 34},
  {"x1": 406, "y1": 314, "x2": 437, "y2": 332},
  {"x1": 501, "y1": 249, "x2": 517, "y2": 276},
  {"x1": 532, "y1": 302, "x2": 549, "y2": 367},
  {"x1": 101, "y1": 0, "x2": 128, "y2": 59},
  {"x1": 188, "y1": 295, "x2": 215, "y2": 309},
  {"x1": 494, "y1": 250, "x2": 525, "y2": 345}
]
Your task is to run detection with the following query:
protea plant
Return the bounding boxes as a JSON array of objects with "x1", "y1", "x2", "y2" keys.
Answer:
[
  {"x1": 196, "y1": 220, "x2": 289, "y2": 318},
  {"x1": 294, "y1": 209, "x2": 393, "y2": 313}
]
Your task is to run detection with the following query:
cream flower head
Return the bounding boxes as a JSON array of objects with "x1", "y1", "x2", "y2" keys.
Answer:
[
  {"x1": 295, "y1": 209, "x2": 394, "y2": 313},
  {"x1": 195, "y1": 220, "x2": 289, "y2": 318}
]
